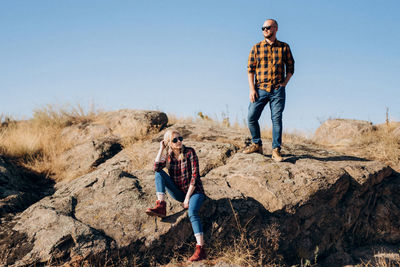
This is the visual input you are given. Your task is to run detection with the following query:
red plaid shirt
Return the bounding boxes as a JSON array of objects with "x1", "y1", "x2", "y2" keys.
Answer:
[{"x1": 154, "y1": 146, "x2": 205, "y2": 195}]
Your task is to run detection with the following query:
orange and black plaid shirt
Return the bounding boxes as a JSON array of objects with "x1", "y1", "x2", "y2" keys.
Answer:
[{"x1": 247, "y1": 39, "x2": 295, "y2": 92}]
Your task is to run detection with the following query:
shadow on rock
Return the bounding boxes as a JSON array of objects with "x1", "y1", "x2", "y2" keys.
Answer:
[{"x1": 283, "y1": 154, "x2": 371, "y2": 164}]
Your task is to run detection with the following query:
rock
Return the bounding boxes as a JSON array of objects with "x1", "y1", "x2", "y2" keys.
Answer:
[
  {"x1": 202, "y1": 142, "x2": 397, "y2": 264},
  {"x1": 0, "y1": 157, "x2": 54, "y2": 266},
  {"x1": 100, "y1": 109, "x2": 168, "y2": 139},
  {"x1": 56, "y1": 109, "x2": 168, "y2": 181},
  {"x1": 0, "y1": 157, "x2": 53, "y2": 217},
  {"x1": 60, "y1": 109, "x2": 168, "y2": 144},
  {"x1": 314, "y1": 119, "x2": 374, "y2": 146},
  {"x1": 1, "y1": 119, "x2": 400, "y2": 266},
  {"x1": 57, "y1": 137, "x2": 123, "y2": 181},
  {"x1": 61, "y1": 123, "x2": 113, "y2": 146}
]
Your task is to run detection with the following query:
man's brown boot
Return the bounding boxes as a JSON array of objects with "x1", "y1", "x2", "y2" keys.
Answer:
[
  {"x1": 145, "y1": 200, "x2": 166, "y2": 218},
  {"x1": 243, "y1": 143, "x2": 263, "y2": 154},
  {"x1": 272, "y1": 148, "x2": 283, "y2": 162}
]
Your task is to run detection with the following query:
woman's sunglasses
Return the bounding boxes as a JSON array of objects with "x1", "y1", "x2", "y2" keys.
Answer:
[{"x1": 172, "y1": 136, "x2": 183, "y2": 143}]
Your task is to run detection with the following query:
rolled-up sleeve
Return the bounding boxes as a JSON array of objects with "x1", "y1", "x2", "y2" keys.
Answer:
[
  {"x1": 284, "y1": 44, "x2": 295, "y2": 75},
  {"x1": 189, "y1": 149, "x2": 200, "y2": 186},
  {"x1": 154, "y1": 161, "x2": 166, "y2": 172},
  {"x1": 247, "y1": 45, "x2": 257, "y2": 74}
]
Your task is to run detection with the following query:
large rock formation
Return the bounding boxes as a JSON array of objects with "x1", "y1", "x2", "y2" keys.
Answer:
[
  {"x1": 314, "y1": 119, "x2": 374, "y2": 146},
  {"x1": 0, "y1": 112, "x2": 399, "y2": 266},
  {"x1": 56, "y1": 109, "x2": 168, "y2": 181}
]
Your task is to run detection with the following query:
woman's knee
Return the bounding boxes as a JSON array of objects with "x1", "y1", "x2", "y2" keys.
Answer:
[{"x1": 189, "y1": 212, "x2": 201, "y2": 225}]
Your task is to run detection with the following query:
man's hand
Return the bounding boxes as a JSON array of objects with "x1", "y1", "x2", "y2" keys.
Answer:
[
  {"x1": 277, "y1": 83, "x2": 286, "y2": 89},
  {"x1": 278, "y1": 73, "x2": 292, "y2": 89},
  {"x1": 249, "y1": 90, "x2": 258, "y2": 103}
]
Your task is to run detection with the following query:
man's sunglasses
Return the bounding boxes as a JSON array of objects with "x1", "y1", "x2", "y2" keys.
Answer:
[
  {"x1": 261, "y1": 26, "x2": 274, "y2": 31},
  {"x1": 172, "y1": 136, "x2": 183, "y2": 143}
]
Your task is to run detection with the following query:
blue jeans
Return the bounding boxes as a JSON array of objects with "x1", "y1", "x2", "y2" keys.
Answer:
[
  {"x1": 247, "y1": 86, "x2": 286, "y2": 149},
  {"x1": 155, "y1": 170, "x2": 205, "y2": 234}
]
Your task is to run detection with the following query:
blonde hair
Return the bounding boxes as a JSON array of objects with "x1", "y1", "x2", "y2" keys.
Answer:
[{"x1": 163, "y1": 129, "x2": 184, "y2": 168}]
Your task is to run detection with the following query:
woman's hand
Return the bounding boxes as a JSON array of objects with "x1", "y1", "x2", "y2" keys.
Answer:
[
  {"x1": 160, "y1": 140, "x2": 166, "y2": 150},
  {"x1": 182, "y1": 198, "x2": 189, "y2": 209}
]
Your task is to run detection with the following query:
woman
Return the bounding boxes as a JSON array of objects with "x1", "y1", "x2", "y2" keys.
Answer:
[{"x1": 146, "y1": 129, "x2": 207, "y2": 262}]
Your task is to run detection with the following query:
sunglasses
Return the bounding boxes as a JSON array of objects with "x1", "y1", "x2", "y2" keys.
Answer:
[
  {"x1": 172, "y1": 136, "x2": 183, "y2": 143},
  {"x1": 261, "y1": 26, "x2": 274, "y2": 31}
]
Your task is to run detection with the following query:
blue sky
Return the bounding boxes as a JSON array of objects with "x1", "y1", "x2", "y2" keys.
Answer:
[{"x1": 1, "y1": 1, "x2": 399, "y2": 132}]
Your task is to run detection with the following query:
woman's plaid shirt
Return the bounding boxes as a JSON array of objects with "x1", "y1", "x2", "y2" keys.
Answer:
[
  {"x1": 247, "y1": 39, "x2": 295, "y2": 92},
  {"x1": 154, "y1": 146, "x2": 205, "y2": 195}
]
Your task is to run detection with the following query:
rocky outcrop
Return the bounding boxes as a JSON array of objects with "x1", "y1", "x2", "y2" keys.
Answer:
[
  {"x1": 100, "y1": 109, "x2": 168, "y2": 139},
  {"x1": 0, "y1": 157, "x2": 54, "y2": 266},
  {"x1": 61, "y1": 123, "x2": 113, "y2": 146},
  {"x1": 0, "y1": 157, "x2": 53, "y2": 217},
  {"x1": 314, "y1": 119, "x2": 374, "y2": 146},
  {"x1": 1, "y1": 113, "x2": 399, "y2": 266},
  {"x1": 58, "y1": 137, "x2": 123, "y2": 181},
  {"x1": 56, "y1": 109, "x2": 168, "y2": 181},
  {"x1": 61, "y1": 109, "x2": 168, "y2": 145}
]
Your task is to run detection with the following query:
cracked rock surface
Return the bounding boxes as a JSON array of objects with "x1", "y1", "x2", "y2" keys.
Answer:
[{"x1": 0, "y1": 114, "x2": 399, "y2": 266}]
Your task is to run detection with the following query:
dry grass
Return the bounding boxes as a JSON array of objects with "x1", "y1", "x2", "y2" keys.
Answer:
[
  {"x1": 354, "y1": 122, "x2": 400, "y2": 166},
  {"x1": 164, "y1": 199, "x2": 284, "y2": 266},
  {"x1": 0, "y1": 104, "x2": 99, "y2": 179},
  {"x1": 167, "y1": 113, "x2": 195, "y2": 125},
  {"x1": 215, "y1": 200, "x2": 283, "y2": 266},
  {"x1": 319, "y1": 121, "x2": 400, "y2": 169},
  {"x1": 32, "y1": 103, "x2": 98, "y2": 127},
  {"x1": 122, "y1": 139, "x2": 155, "y2": 171},
  {"x1": 360, "y1": 252, "x2": 400, "y2": 267}
]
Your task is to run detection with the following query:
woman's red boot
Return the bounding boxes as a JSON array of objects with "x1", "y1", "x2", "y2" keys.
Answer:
[
  {"x1": 189, "y1": 245, "x2": 206, "y2": 262},
  {"x1": 145, "y1": 200, "x2": 166, "y2": 218}
]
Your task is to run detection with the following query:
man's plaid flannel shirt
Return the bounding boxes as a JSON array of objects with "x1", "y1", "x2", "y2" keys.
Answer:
[
  {"x1": 247, "y1": 39, "x2": 295, "y2": 92},
  {"x1": 154, "y1": 146, "x2": 205, "y2": 195}
]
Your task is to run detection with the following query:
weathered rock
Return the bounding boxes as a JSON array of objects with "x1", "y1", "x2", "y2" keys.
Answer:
[
  {"x1": 201, "y1": 141, "x2": 398, "y2": 264},
  {"x1": 58, "y1": 137, "x2": 123, "y2": 181},
  {"x1": 100, "y1": 109, "x2": 168, "y2": 139},
  {"x1": 0, "y1": 157, "x2": 53, "y2": 217},
  {"x1": 314, "y1": 119, "x2": 374, "y2": 146},
  {"x1": 8, "y1": 132, "x2": 242, "y2": 266},
  {"x1": 61, "y1": 123, "x2": 113, "y2": 146},
  {"x1": 1, "y1": 119, "x2": 400, "y2": 266},
  {"x1": 0, "y1": 157, "x2": 54, "y2": 266}
]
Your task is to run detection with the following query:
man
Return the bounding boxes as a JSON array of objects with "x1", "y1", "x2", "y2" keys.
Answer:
[{"x1": 243, "y1": 19, "x2": 295, "y2": 162}]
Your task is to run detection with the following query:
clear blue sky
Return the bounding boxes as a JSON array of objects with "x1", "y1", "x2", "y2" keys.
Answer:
[{"x1": 1, "y1": 0, "x2": 399, "y2": 132}]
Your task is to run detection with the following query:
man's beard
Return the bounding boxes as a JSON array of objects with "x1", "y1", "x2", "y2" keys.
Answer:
[{"x1": 265, "y1": 32, "x2": 274, "y2": 39}]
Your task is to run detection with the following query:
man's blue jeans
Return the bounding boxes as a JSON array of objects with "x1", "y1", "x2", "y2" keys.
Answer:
[
  {"x1": 155, "y1": 170, "x2": 205, "y2": 234},
  {"x1": 247, "y1": 86, "x2": 286, "y2": 149}
]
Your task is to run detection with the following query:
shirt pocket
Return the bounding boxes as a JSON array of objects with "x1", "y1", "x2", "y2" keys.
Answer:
[{"x1": 274, "y1": 48, "x2": 283, "y2": 65}]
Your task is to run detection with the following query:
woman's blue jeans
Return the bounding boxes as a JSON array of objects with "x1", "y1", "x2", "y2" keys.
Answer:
[
  {"x1": 247, "y1": 86, "x2": 286, "y2": 149},
  {"x1": 155, "y1": 170, "x2": 205, "y2": 235}
]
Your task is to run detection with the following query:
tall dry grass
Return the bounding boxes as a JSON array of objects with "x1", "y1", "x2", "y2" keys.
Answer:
[
  {"x1": 321, "y1": 121, "x2": 400, "y2": 169},
  {"x1": 355, "y1": 122, "x2": 400, "y2": 166},
  {"x1": 0, "y1": 104, "x2": 99, "y2": 179},
  {"x1": 213, "y1": 200, "x2": 283, "y2": 266},
  {"x1": 361, "y1": 251, "x2": 400, "y2": 267}
]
